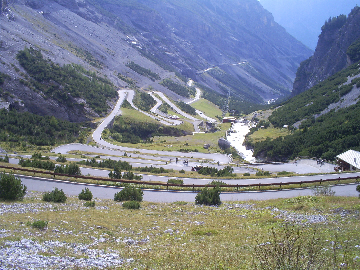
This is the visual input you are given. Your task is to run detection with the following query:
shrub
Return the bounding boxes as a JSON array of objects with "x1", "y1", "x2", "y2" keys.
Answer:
[
  {"x1": 56, "y1": 155, "x2": 67, "y2": 163},
  {"x1": 43, "y1": 188, "x2": 67, "y2": 203},
  {"x1": 0, "y1": 172, "x2": 27, "y2": 200},
  {"x1": 167, "y1": 179, "x2": 184, "y2": 185},
  {"x1": 195, "y1": 186, "x2": 221, "y2": 206},
  {"x1": 208, "y1": 180, "x2": 227, "y2": 186},
  {"x1": 108, "y1": 167, "x2": 122, "y2": 179},
  {"x1": 122, "y1": 201, "x2": 141, "y2": 209},
  {"x1": 19, "y1": 158, "x2": 55, "y2": 170},
  {"x1": 122, "y1": 171, "x2": 142, "y2": 180},
  {"x1": 78, "y1": 187, "x2": 93, "y2": 201},
  {"x1": 0, "y1": 155, "x2": 9, "y2": 163},
  {"x1": 243, "y1": 173, "x2": 250, "y2": 176},
  {"x1": 29, "y1": 220, "x2": 48, "y2": 230},
  {"x1": 32, "y1": 152, "x2": 42, "y2": 159},
  {"x1": 54, "y1": 163, "x2": 81, "y2": 175},
  {"x1": 277, "y1": 171, "x2": 291, "y2": 175},
  {"x1": 252, "y1": 224, "x2": 348, "y2": 269},
  {"x1": 84, "y1": 201, "x2": 95, "y2": 207},
  {"x1": 312, "y1": 184, "x2": 335, "y2": 196},
  {"x1": 256, "y1": 170, "x2": 271, "y2": 176},
  {"x1": 114, "y1": 185, "x2": 143, "y2": 202},
  {"x1": 357, "y1": 185, "x2": 360, "y2": 193}
]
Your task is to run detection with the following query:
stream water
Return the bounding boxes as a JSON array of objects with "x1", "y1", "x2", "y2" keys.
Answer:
[{"x1": 226, "y1": 121, "x2": 256, "y2": 163}]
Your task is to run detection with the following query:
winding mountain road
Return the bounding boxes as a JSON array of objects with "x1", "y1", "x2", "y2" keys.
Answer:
[
  {"x1": 34, "y1": 88, "x2": 360, "y2": 201},
  {"x1": 74, "y1": 89, "x2": 231, "y2": 164}
]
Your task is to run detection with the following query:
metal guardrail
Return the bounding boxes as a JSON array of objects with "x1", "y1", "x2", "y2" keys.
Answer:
[{"x1": 0, "y1": 165, "x2": 358, "y2": 191}]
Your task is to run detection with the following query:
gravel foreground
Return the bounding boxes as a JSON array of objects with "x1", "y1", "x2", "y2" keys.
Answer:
[
  {"x1": 0, "y1": 192, "x2": 136, "y2": 269},
  {"x1": 1, "y1": 191, "x2": 359, "y2": 269}
]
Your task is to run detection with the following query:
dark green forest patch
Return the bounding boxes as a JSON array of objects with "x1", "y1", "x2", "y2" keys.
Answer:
[
  {"x1": 108, "y1": 114, "x2": 188, "y2": 144},
  {"x1": 160, "y1": 79, "x2": 194, "y2": 98},
  {"x1": 16, "y1": 47, "x2": 118, "y2": 115},
  {"x1": 0, "y1": 108, "x2": 87, "y2": 147},
  {"x1": 126, "y1": 61, "x2": 160, "y2": 81}
]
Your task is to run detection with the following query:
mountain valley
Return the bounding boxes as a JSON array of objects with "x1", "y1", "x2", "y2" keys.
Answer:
[{"x1": 0, "y1": 0, "x2": 312, "y2": 121}]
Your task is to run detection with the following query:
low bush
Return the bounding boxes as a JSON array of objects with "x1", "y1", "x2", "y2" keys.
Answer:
[
  {"x1": 29, "y1": 220, "x2": 48, "y2": 230},
  {"x1": 277, "y1": 171, "x2": 292, "y2": 175},
  {"x1": 0, "y1": 172, "x2": 27, "y2": 201},
  {"x1": 32, "y1": 152, "x2": 49, "y2": 160},
  {"x1": 256, "y1": 170, "x2": 271, "y2": 176},
  {"x1": 43, "y1": 188, "x2": 67, "y2": 203},
  {"x1": 195, "y1": 186, "x2": 221, "y2": 206},
  {"x1": 243, "y1": 173, "x2": 251, "y2": 176},
  {"x1": 138, "y1": 166, "x2": 169, "y2": 174},
  {"x1": 54, "y1": 163, "x2": 81, "y2": 175},
  {"x1": 197, "y1": 166, "x2": 235, "y2": 177},
  {"x1": 78, "y1": 187, "x2": 93, "y2": 201},
  {"x1": 19, "y1": 158, "x2": 55, "y2": 170},
  {"x1": 357, "y1": 185, "x2": 360, "y2": 193},
  {"x1": 84, "y1": 201, "x2": 95, "y2": 207},
  {"x1": 114, "y1": 185, "x2": 143, "y2": 202},
  {"x1": 0, "y1": 155, "x2": 9, "y2": 163},
  {"x1": 122, "y1": 171, "x2": 142, "y2": 180},
  {"x1": 207, "y1": 180, "x2": 227, "y2": 186},
  {"x1": 312, "y1": 184, "x2": 335, "y2": 196},
  {"x1": 167, "y1": 179, "x2": 184, "y2": 185},
  {"x1": 122, "y1": 201, "x2": 141, "y2": 209},
  {"x1": 56, "y1": 155, "x2": 67, "y2": 163},
  {"x1": 252, "y1": 224, "x2": 349, "y2": 269}
]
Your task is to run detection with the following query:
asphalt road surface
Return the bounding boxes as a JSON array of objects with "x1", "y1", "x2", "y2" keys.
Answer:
[{"x1": 18, "y1": 174, "x2": 359, "y2": 203}]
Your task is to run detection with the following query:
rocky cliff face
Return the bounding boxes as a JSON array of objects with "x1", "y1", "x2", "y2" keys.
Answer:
[
  {"x1": 292, "y1": 6, "x2": 360, "y2": 96},
  {"x1": 0, "y1": 0, "x2": 312, "y2": 121}
]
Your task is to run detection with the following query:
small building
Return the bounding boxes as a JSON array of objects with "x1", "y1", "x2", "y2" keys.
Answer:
[
  {"x1": 336, "y1": 150, "x2": 360, "y2": 171},
  {"x1": 222, "y1": 117, "x2": 236, "y2": 123}
]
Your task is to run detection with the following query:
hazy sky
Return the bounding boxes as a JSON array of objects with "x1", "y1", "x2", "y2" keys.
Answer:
[{"x1": 258, "y1": 0, "x2": 360, "y2": 49}]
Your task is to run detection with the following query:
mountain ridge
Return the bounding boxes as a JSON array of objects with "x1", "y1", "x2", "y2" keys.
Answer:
[
  {"x1": 0, "y1": 0, "x2": 311, "y2": 122},
  {"x1": 292, "y1": 6, "x2": 360, "y2": 96}
]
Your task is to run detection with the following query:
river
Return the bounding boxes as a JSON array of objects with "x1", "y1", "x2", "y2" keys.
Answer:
[{"x1": 226, "y1": 120, "x2": 256, "y2": 163}]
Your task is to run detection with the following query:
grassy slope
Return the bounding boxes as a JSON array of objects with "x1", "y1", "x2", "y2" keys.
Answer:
[
  {"x1": 105, "y1": 102, "x2": 230, "y2": 153},
  {"x1": 1, "y1": 192, "x2": 359, "y2": 269},
  {"x1": 191, "y1": 98, "x2": 223, "y2": 119},
  {"x1": 247, "y1": 127, "x2": 291, "y2": 144}
]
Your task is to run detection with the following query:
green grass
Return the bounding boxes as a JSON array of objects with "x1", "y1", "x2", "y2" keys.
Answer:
[
  {"x1": 191, "y1": 98, "x2": 222, "y2": 119},
  {"x1": 150, "y1": 122, "x2": 231, "y2": 153},
  {"x1": 247, "y1": 127, "x2": 291, "y2": 144},
  {"x1": 121, "y1": 108, "x2": 159, "y2": 124},
  {"x1": 103, "y1": 107, "x2": 230, "y2": 153},
  {"x1": 1, "y1": 193, "x2": 359, "y2": 269},
  {"x1": 122, "y1": 107, "x2": 194, "y2": 133}
]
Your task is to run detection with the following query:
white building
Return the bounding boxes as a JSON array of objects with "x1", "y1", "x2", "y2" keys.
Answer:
[{"x1": 336, "y1": 150, "x2": 360, "y2": 171}]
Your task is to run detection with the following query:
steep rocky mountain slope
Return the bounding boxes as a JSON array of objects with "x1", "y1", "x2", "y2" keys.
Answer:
[
  {"x1": 0, "y1": 0, "x2": 311, "y2": 122},
  {"x1": 292, "y1": 7, "x2": 360, "y2": 96}
]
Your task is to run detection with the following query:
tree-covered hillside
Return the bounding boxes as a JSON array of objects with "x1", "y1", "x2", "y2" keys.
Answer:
[
  {"x1": 250, "y1": 59, "x2": 360, "y2": 161},
  {"x1": 0, "y1": 108, "x2": 86, "y2": 147},
  {"x1": 16, "y1": 47, "x2": 118, "y2": 115}
]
